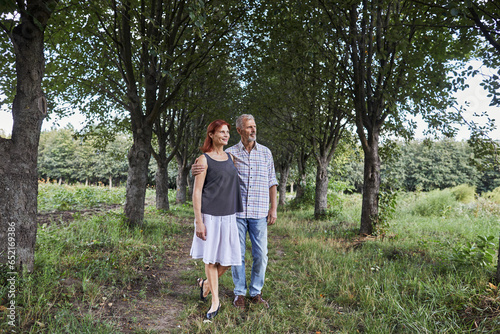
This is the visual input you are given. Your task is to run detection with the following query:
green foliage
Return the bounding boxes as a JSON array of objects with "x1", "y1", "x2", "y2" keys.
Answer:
[
  {"x1": 344, "y1": 139, "x2": 500, "y2": 195},
  {"x1": 341, "y1": 139, "x2": 500, "y2": 193},
  {"x1": 3, "y1": 187, "x2": 500, "y2": 332},
  {"x1": 450, "y1": 235, "x2": 497, "y2": 267},
  {"x1": 37, "y1": 183, "x2": 125, "y2": 211},
  {"x1": 288, "y1": 182, "x2": 316, "y2": 210},
  {"x1": 483, "y1": 186, "x2": 500, "y2": 204},
  {"x1": 288, "y1": 179, "x2": 352, "y2": 220},
  {"x1": 326, "y1": 180, "x2": 352, "y2": 220},
  {"x1": 402, "y1": 139, "x2": 480, "y2": 192},
  {"x1": 450, "y1": 184, "x2": 476, "y2": 203},
  {"x1": 411, "y1": 188, "x2": 458, "y2": 217},
  {"x1": 38, "y1": 128, "x2": 131, "y2": 186},
  {"x1": 0, "y1": 186, "x2": 186, "y2": 333},
  {"x1": 182, "y1": 192, "x2": 500, "y2": 333},
  {"x1": 375, "y1": 187, "x2": 398, "y2": 235}
]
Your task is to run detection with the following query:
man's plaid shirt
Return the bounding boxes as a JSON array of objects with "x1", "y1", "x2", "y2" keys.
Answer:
[{"x1": 226, "y1": 141, "x2": 278, "y2": 219}]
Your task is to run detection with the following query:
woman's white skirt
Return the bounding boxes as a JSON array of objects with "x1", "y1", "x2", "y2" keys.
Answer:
[{"x1": 190, "y1": 213, "x2": 242, "y2": 266}]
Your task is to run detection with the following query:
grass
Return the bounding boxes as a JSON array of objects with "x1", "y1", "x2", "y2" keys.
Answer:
[{"x1": 1, "y1": 185, "x2": 499, "y2": 333}]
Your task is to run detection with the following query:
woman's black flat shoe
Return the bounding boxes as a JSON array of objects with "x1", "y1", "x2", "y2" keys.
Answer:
[
  {"x1": 206, "y1": 303, "x2": 220, "y2": 320},
  {"x1": 197, "y1": 278, "x2": 207, "y2": 302}
]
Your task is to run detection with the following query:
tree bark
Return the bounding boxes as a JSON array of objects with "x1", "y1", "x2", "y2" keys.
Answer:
[
  {"x1": 295, "y1": 149, "x2": 310, "y2": 201},
  {"x1": 314, "y1": 160, "x2": 329, "y2": 219},
  {"x1": 359, "y1": 136, "x2": 381, "y2": 235},
  {"x1": 124, "y1": 126, "x2": 152, "y2": 227},
  {"x1": 0, "y1": 1, "x2": 54, "y2": 272},
  {"x1": 278, "y1": 164, "x2": 290, "y2": 207},
  {"x1": 155, "y1": 157, "x2": 170, "y2": 211},
  {"x1": 175, "y1": 155, "x2": 190, "y2": 204}
]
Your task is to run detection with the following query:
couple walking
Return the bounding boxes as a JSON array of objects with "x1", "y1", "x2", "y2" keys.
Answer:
[{"x1": 189, "y1": 114, "x2": 278, "y2": 320}]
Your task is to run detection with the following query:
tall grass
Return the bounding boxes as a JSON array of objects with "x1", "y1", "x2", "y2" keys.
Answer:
[
  {"x1": 1, "y1": 184, "x2": 499, "y2": 333},
  {"x1": 182, "y1": 188, "x2": 500, "y2": 333},
  {"x1": 0, "y1": 184, "x2": 187, "y2": 333},
  {"x1": 37, "y1": 182, "x2": 128, "y2": 211}
]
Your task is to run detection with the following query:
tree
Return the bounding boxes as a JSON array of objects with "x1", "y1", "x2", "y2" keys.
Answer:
[
  {"x1": 47, "y1": 0, "x2": 247, "y2": 226},
  {"x1": 93, "y1": 134, "x2": 130, "y2": 188},
  {"x1": 319, "y1": 0, "x2": 472, "y2": 234},
  {"x1": 244, "y1": 0, "x2": 352, "y2": 218},
  {"x1": 0, "y1": 0, "x2": 58, "y2": 271},
  {"x1": 38, "y1": 128, "x2": 130, "y2": 186},
  {"x1": 38, "y1": 127, "x2": 77, "y2": 184},
  {"x1": 152, "y1": 53, "x2": 241, "y2": 208}
]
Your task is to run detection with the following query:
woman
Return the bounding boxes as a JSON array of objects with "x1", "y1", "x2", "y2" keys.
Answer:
[{"x1": 190, "y1": 119, "x2": 243, "y2": 320}]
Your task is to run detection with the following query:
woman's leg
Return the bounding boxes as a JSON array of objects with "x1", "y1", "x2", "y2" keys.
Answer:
[
  {"x1": 218, "y1": 265, "x2": 230, "y2": 276},
  {"x1": 200, "y1": 265, "x2": 230, "y2": 297},
  {"x1": 205, "y1": 263, "x2": 220, "y2": 312}
]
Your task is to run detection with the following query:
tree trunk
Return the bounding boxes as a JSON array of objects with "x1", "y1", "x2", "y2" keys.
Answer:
[
  {"x1": 0, "y1": 4, "x2": 52, "y2": 272},
  {"x1": 109, "y1": 175, "x2": 113, "y2": 189},
  {"x1": 359, "y1": 138, "x2": 381, "y2": 235},
  {"x1": 295, "y1": 150, "x2": 309, "y2": 201},
  {"x1": 278, "y1": 164, "x2": 290, "y2": 207},
  {"x1": 155, "y1": 157, "x2": 170, "y2": 211},
  {"x1": 314, "y1": 160, "x2": 329, "y2": 219},
  {"x1": 175, "y1": 156, "x2": 190, "y2": 204},
  {"x1": 296, "y1": 173, "x2": 307, "y2": 200},
  {"x1": 124, "y1": 127, "x2": 152, "y2": 227}
]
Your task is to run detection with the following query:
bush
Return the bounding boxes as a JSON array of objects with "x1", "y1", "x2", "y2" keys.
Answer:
[
  {"x1": 288, "y1": 183, "x2": 316, "y2": 210},
  {"x1": 38, "y1": 182, "x2": 125, "y2": 211},
  {"x1": 482, "y1": 186, "x2": 500, "y2": 204},
  {"x1": 449, "y1": 235, "x2": 497, "y2": 267},
  {"x1": 326, "y1": 181, "x2": 352, "y2": 220},
  {"x1": 412, "y1": 189, "x2": 458, "y2": 217},
  {"x1": 450, "y1": 184, "x2": 476, "y2": 203}
]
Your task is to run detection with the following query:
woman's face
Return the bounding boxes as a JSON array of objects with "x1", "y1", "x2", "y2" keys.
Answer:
[{"x1": 210, "y1": 125, "x2": 230, "y2": 147}]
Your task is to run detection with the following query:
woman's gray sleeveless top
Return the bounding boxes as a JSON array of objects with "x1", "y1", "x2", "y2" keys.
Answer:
[{"x1": 201, "y1": 152, "x2": 243, "y2": 216}]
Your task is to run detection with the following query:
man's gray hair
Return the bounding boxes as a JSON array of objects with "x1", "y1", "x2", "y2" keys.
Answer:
[{"x1": 235, "y1": 114, "x2": 255, "y2": 129}]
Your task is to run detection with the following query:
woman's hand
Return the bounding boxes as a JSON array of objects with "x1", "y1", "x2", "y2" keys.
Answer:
[{"x1": 195, "y1": 219, "x2": 206, "y2": 241}]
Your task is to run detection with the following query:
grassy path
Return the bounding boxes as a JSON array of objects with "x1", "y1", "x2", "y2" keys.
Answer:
[{"x1": 2, "y1": 185, "x2": 500, "y2": 333}]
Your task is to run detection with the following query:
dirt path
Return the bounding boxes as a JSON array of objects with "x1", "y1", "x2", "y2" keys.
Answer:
[
  {"x1": 37, "y1": 207, "x2": 198, "y2": 333},
  {"x1": 103, "y1": 227, "x2": 195, "y2": 333}
]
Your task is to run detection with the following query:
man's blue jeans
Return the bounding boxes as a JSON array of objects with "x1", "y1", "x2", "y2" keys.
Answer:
[{"x1": 232, "y1": 217, "x2": 268, "y2": 297}]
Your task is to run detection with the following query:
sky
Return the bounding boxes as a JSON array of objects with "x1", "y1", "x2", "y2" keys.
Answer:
[{"x1": 0, "y1": 66, "x2": 498, "y2": 141}]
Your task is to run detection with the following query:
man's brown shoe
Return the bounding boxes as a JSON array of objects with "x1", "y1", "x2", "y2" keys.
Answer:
[
  {"x1": 251, "y1": 294, "x2": 269, "y2": 308},
  {"x1": 233, "y1": 295, "x2": 245, "y2": 310}
]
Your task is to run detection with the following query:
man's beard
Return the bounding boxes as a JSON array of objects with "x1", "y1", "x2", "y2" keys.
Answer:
[{"x1": 248, "y1": 135, "x2": 256, "y2": 142}]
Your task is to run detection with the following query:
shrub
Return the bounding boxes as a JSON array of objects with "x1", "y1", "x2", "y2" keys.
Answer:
[
  {"x1": 412, "y1": 189, "x2": 458, "y2": 217},
  {"x1": 449, "y1": 235, "x2": 497, "y2": 267},
  {"x1": 482, "y1": 186, "x2": 500, "y2": 204},
  {"x1": 450, "y1": 184, "x2": 476, "y2": 203},
  {"x1": 38, "y1": 183, "x2": 125, "y2": 211},
  {"x1": 326, "y1": 180, "x2": 353, "y2": 219},
  {"x1": 288, "y1": 183, "x2": 316, "y2": 210}
]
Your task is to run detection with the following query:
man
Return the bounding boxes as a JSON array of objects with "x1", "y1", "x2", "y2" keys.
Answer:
[{"x1": 192, "y1": 114, "x2": 278, "y2": 310}]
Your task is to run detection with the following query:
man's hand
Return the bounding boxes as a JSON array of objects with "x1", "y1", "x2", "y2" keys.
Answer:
[
  {"x1": 267, "y1": 208, "x2": 277, "y2": 226},
  {"x1": 191, "y1": 157, "x2": 207, "y2": 176}
]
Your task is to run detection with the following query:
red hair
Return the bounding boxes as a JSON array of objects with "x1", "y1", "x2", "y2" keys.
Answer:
[{"x1": 200, "y1": 119, "x2": 231, "y2": 153}]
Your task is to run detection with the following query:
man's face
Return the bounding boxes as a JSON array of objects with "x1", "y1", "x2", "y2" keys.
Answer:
[{"x1": 237, "y1": 118, "x2": 257, "y2": 142}]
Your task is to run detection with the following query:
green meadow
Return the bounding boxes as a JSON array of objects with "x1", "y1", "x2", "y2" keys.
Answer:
[{"x1": 1, "y1": 183, "x2": 499, "y2": 333}]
